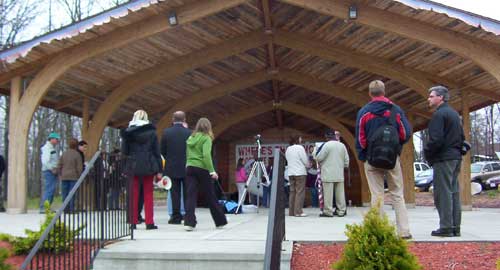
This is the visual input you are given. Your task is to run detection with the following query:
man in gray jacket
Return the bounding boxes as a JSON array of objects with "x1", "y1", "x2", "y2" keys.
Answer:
[
  {"x1": 40, "y1": 132, "x2": 60, "y2": 213},
  {"x1": 314, "y1": 130, "x2": 349, "y2": 217}
]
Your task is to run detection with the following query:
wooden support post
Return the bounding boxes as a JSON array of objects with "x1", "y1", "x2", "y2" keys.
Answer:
[
  {"x1": 400, "y1": 114, "x2": 416, "y2": 207},
  {"x1": 7, "y1": 77, "x2": 28, "y2": 214},
  {"x1": 82, "y1": 98, "x2": 89, "y2": 141},
  {"x1": 460, "y1": 92, "x2": 472, "y2": 210}
]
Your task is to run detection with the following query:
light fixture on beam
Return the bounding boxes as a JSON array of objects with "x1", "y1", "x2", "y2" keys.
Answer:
[
  {"x1": 168, "y1": 11, "x2": 178, "y2": 26},
  {"x1": 348, "y1": 5, "x2": 358, "y2": 20}
]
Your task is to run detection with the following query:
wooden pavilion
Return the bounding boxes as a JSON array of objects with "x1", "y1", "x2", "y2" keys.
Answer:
[{"x1": 1, "y1": 0, "x2": 500, "y2": 213}]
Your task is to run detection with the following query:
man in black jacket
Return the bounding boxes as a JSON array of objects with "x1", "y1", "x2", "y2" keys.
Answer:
[
  {"x1": 161, "y1": 111, "x2": 192, "y2": 224},
  {"x1": 424, "y1": 86, "x2": 464, "y2": 237}
]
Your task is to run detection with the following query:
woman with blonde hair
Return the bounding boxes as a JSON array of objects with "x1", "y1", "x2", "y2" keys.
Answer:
[
  {"x1": 184, "y1": 117, "x2": 227, "y2": 231},
  {"x1": 120, "y1": 109, "x2": 162, "y2": 230}
]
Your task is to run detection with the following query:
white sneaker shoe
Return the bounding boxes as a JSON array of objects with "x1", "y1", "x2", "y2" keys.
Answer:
[
  {"x1": 184, "y1": 225, "x2": 195, "y2": 231},
  {"x1": 295, "y1": 213, "x2": 308, "y2": 217}
]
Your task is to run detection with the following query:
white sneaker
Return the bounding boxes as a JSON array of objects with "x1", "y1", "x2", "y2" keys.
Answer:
[
  {"x1": 216, "y1": 224, "x2": 226, "y2": 229},
  {"x1": 295, "y1": 213, "x2": 308, "y2": 217},
  {"x1": 184, "y1": 225, "x2": 195, "y2": 231}
]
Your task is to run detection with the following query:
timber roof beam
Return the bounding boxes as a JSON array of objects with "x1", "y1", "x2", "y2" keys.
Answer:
[{"x1": 280, "y1": 0, "x2": 500, "y2": 87}]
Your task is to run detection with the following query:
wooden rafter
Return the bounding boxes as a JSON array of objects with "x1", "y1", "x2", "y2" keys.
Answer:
[
  {"x1": 154, "y1": 70, "x2": 273, "y2": 131},
  {"x1": 280, "y1": 0, "x2": 500, "y2": 86},
  {"x1": 274, "y1": 30, "x2": 432, "y2": 97},
  {"x1": 86, "y1": 30, "x2": 270, "y2": 151},
  {"x1": 260, "y1": 0, "x2": 283, "y2": 128}
]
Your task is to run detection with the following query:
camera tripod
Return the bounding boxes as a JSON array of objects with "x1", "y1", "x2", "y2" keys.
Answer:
[{"x1": 235, "y1": 135, "x2": 271, "y2": 214}]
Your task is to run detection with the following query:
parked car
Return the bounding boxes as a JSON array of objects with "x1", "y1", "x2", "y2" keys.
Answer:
[
  {"x1": 414, "y1": 169, "x2": 433, "y2": 191},
  {"x1": 470, "y1": 161, "x2": 500, "y2": 188},
  {"x1": 414, "y1": 162, "x2": 431, "y2": 176},
  {"x1": 484, "y1": 175, "x2": 500, "y2": 190}
]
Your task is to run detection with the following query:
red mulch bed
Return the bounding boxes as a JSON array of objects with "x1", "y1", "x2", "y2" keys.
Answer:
[
  {"x1": 292, "y1": 242, "x2": 500, "y2": 270},
  {"x1": 1, "y1": 240, "x2": 98, "y2": 270}
]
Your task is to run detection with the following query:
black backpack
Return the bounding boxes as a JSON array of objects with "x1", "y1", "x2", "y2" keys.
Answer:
[{"x1": 367, "y1": 105, "x2": 401, "y2": 170}]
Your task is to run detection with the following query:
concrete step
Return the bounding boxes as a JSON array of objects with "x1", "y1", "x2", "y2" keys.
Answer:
[{"x1": 93, "y1": 239, "x2": 292, "y2": 270}]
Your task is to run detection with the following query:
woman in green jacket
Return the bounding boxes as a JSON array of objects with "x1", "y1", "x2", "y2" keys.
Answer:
[{"x1": 184, "y1": 118, "x2": 227, "y2": 231}]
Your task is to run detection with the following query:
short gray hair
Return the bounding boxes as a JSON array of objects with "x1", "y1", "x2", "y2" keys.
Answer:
[
  {"x1": 369, "y1": 80, "x2": 385, "y2": 97},
  {"x1": 428, "y1": 86, "x2": 449, "y2": 102}
]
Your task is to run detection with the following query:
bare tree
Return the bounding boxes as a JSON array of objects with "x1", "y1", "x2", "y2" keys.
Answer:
[
  {"x1": 56, "y1": 0, "x2": 96, "y2": 23},
  {"x1": 0, "y1": 0, "x2": 40, "y2": 49}
]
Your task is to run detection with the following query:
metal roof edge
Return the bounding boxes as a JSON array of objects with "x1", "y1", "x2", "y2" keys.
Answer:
[
  {"x1": 0, "y1": 0, "x2": 161, "y2": 64},
  {"x1": 394, "y1": 0, "x2": 500, "y2": 35}
]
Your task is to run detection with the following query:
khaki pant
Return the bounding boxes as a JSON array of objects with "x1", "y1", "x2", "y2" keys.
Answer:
[
  {"x1": 322, "y1": 181, "x2": 346, "y2": 216},
  {"x1": 364, "y1": 158, "x2": 410, "y2": 236},
  {"x1": 289, "y1": 175, "x2": 306, "y2": 216}
]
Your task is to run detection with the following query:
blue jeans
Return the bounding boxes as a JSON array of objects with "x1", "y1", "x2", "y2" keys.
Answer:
[
  {"x1": 309, "y1": 187, "x2": 319, "y2": 207},
  {"x1": 40, "y1": 170, "x2": 57, "y2": 211},
  {"x1": 61, "y1": 180, "x2": 77, "y2": 211},
  {"x1": 167, "y1": 188, "x2": 185, "y2": 216}
]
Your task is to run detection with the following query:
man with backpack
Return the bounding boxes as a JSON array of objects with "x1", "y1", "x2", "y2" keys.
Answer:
[{"x1": 355, "y1": 80, "x2": 412, "y2": 239}]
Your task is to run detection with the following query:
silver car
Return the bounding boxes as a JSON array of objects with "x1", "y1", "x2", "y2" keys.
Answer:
[{"x1": 471, "y1": 161, "x2": 500, "y2": 188}]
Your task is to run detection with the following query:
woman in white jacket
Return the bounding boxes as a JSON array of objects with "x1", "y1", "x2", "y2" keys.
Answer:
[{"x1": 285, "y1": 135, "x2": 309, "y2": 217}]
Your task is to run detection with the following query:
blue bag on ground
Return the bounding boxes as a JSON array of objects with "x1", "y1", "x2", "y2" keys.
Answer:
[{"x1": 218, "y1": 200, "x2": 241, "y2": 214}]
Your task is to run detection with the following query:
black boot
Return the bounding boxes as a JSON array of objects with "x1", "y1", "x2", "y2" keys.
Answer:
[
  {"x1": 431, "y1": 228, "x2": 453, "y2": 237},
  {"x1": 146, "y1": 224, "x2": 158, "y2": 230},
  {"x1": 453, "y1": 227, "x2": 461, "y2": 237}
]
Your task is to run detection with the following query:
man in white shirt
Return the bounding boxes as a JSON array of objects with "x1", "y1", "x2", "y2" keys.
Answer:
[
  {"x1": 40, "y1": 132, "x2": 60, "y2": 213},
  {"x1": 285, "y1": 135, "x2": 309, "y2": 217},
  {"x1": 314, "y1": 130, "x2": 349, "y2": 217}
]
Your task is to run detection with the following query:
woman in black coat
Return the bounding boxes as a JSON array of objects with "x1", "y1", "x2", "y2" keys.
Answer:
[{"x1": 120, "y1": 110, "x2": 162, "y2": 230}]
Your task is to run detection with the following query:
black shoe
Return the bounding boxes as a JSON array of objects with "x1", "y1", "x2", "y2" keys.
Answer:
[
  {"x1": 130, "y1": 224, "x2": 136, "y2": 230},
  {"x1": 319, "y1": 213, "x2": 333, "y2": 218},
  {"x1": 168, "y1": 218, "x2": 182, "y2": 225},
  {"x1": 146, "y1": 224, "x2": 158, "y2": 230},
  {"x1": 453, "y1": 227, "x2": 461, "y2": 237},
  {"x1": 138, "y1": 216, "x2": 145, "y2": 224},
  {"x1": 401, "y1": 234, "x2": 413, "y2": 240},
  {"x1": 431, "y1": 228, "x2": 453, "y2": 237}
]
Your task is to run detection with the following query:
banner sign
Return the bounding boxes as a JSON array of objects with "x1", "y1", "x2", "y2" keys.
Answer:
[{"x1": 235, "y1": 143, "x2": 317, "y2": 163}]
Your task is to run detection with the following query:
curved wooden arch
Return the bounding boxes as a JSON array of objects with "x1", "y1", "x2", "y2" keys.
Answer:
[
  {"x1": 212, "y1": 101, "x2": 369, "y2": 203},
  {"x1": 281, "y1": 0, "x2": 500, "y2": 89},
  {"x1": 85, "y1": 31, "x2": 269, "y2": 153},
  {"x1": 274, "y1": 30, "x2": 432, "y2": 98},
  {"x1": 6, "y1": 0, "x2": 249, "y2": 212},
  {"x1": 157, "y1": 68, "x2": 430, "y2": 134}
]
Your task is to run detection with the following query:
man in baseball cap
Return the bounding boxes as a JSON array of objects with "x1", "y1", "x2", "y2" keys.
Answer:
[{"x1": 40, "y1": 132, "x2": 60, "y2": 213}]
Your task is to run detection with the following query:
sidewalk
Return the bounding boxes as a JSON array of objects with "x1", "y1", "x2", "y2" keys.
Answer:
[{"x1": 1, "y1": 206, "x2": 499, "y2": 241}]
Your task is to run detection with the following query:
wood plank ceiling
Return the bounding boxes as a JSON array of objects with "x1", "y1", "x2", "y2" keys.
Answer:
[{"x1": 1, "y1": 0, "x2": 500, "y2": 142}]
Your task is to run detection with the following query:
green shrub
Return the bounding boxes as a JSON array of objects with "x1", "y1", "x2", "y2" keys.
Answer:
[
  {"x1": 11, "y1": 202, "x2": 85, "y2": 255},
  {"x1": 333, "y1": 201, "x2": 422, "y2": 270},
  {"x1": 0, "y1": 247, "x2": 12, "y2": 270},
  {"x1": 496, "y1": 257, "x2": 500, "y2": 270},
  {"x1": 486, "y1": 190, "x2": 498, "y2": 199}
]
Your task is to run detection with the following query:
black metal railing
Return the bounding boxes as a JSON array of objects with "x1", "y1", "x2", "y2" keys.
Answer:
[
  {"x1": 264, "y1": 148, "x2": 286, "y2": 270},
  {"x1": 21, "y1": 151, "x2": 132, "y2": 270}
]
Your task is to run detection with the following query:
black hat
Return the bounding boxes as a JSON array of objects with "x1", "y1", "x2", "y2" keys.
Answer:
[{"x1": 325, "y1": 129, "x2": 335, "y2": 138}]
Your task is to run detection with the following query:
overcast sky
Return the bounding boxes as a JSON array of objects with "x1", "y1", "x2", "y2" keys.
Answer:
[{"x1": 432, "y1": 0, "x2": 500, "y2": 20}]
